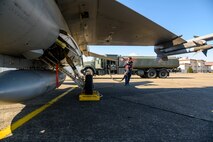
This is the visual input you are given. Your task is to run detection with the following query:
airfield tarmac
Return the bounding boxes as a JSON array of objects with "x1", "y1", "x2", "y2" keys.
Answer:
[{"x1": 0, "y1": 73, "x2": 213, "y2": 141}]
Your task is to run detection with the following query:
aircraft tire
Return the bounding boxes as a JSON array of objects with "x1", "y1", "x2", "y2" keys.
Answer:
[{"x1": 84, "y1": 74, "x2": 93, "y2": 94}]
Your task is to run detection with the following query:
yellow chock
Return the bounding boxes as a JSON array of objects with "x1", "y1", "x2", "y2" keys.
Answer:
[{"x1": 79, "y1": 90, "x2": 101, "y2": 101}]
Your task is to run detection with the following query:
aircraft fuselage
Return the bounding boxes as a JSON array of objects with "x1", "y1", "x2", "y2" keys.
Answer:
[{"x1": 0, "y1": 0, "x2": 69, "y2": 57}]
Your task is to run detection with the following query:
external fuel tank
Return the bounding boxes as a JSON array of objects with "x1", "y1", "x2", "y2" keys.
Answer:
[{"x1": 0, "y1": 70, "x2": 66, "y2": 102}]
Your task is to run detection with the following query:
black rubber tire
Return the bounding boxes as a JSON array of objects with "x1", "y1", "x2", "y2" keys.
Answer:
[
  {"x1": 137, "y1": 70, "x2": 145, "y2": 77},
  {"x1": 158, "y1": 69, "x2": 168, "y2": 78},
  {"x1": 83, "y1": 67, "x2": 94, "y2": 75},
  {"x1": 147, "y1": 69, "x2": 157, "y2": 78},
  {"x1": 84, "y1": 74, "x2": 93, "y2": 94}
]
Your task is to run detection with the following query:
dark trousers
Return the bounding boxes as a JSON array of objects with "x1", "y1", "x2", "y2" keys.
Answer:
[{"x1": 124, "y1": 71, "x2": 132, "y2": 85}]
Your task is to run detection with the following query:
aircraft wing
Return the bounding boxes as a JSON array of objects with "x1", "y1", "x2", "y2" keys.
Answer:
[{"x1": 57, "y1": 0, "x2": 186, "y2": 49}]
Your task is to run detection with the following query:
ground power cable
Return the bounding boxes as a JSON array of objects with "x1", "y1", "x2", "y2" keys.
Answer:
[{"x1": 108, "y1": 69, "x2": 125, "y2": 82}]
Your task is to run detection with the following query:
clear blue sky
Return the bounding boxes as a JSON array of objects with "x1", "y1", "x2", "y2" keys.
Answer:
[{"x1": 88, "y1": 0, "x2": 213, "y2": 61}]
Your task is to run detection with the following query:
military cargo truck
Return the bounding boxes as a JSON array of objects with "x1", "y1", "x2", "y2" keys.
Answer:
[{"x1": 83, "y1": 55, "x2": 179, "y2": 78}]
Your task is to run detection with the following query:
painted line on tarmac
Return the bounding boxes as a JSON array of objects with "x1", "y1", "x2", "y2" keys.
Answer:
[{"x1": 0, "y1": 87, "x2": 76, "y2": 140}]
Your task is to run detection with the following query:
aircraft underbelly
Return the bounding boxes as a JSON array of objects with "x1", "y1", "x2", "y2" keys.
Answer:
[{"x1": 0, "y1": 0, "x2": 69, "y2": 56}]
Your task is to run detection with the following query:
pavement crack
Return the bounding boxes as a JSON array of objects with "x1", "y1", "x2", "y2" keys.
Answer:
[{"x1": 111, "y1": 96, "x2": 213, "y2": 123}]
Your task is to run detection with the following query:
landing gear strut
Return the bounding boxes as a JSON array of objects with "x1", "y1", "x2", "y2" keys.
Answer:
[{"x1": 42, "y1": 31, "x2": 101, "y2": 101}]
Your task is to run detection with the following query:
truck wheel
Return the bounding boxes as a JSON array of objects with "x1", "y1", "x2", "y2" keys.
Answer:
[
  {"x1": 158, "y1": 69, "x2": 168, "y2": 78},
  {"x1": 147, "y1": 69, "x2": 157, "y2": 78},
  {"x1": 137, "y1": 70, "x2": 145, "y2": 77},
  {"x1": 83, "y1": 67, "x2": 94, "y2": 75}
]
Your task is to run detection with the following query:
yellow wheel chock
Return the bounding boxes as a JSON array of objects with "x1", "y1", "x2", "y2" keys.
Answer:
[{"x1": 79, "y1": 90, "x2": 101, "y2": 101}]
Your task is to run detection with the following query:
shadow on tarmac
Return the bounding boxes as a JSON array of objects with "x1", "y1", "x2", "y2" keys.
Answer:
[
  {"x1": 2, "y1": 80, "x2": 213, "y2": 142},
  {"x1": 94, "y1": 77, "x2": 194, "y2": 80}
]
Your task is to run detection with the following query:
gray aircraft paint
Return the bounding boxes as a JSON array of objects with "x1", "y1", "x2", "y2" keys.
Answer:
[
  {"x1": 0, "y1": 70, "x2": 66, "y2": 102},
  {"x1": 0, "y1": 0, "x2": 69, "y2": 56},
  {"x1": 0, "y1": 1, "x2": 75, "y2": 102},
  {"x1": 0, "y1": 0, "x2": 212, "y2": 102}
]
